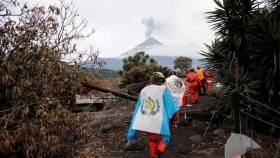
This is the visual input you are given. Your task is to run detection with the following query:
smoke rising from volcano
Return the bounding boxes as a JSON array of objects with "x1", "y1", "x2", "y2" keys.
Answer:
[{"x1": 141, "y1": 17, "x2": 156, "y2": 38}]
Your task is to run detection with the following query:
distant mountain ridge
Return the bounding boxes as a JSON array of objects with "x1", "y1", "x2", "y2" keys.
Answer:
[
  {"x1": 82, "y1": 37, "x2": 203, "y2": 70},
  {"x1": 82, "y1": 56, "x2": 201, "y2": 71}
]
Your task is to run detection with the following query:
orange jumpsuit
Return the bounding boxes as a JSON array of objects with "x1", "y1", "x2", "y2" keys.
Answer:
[
  {"x1": 127, "y1": 83, "x2": 179, "y2": 158},
  {"x1": 170, "y1": 89, "x2": 188, "y2": 129},
  {"x1": 204, "y1": 69, "x2": 214, "y2": 91},
  {"x1": 181, "y1": 89, "x2": 188, "y2": 107},
  {"x1": 146, "y1": 132, "x2": 165, "y2": 157},
  {"x1": 186, "y1": 72, "x2": 201, "y2": 104}
]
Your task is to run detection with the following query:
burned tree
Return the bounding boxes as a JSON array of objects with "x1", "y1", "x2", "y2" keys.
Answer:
[{"x1": 0, "y1": 0, "x2": 102, "y2": 157}]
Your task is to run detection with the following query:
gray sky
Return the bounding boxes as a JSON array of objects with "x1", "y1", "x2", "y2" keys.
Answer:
[{"x1": 24, "y1": 0, "x2": 217, "y2": 59}]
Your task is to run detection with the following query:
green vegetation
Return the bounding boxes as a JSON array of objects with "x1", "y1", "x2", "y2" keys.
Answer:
[
  {"x1": 201, "y1": 0, "x2": 280, "y2": 107},
  {"x1": 79, "y1": 67, "x2": 121, "y2": 79},
  {"x1": 119, "y1": 52, "x2": 171, "y2": 93},
  {"x1": 173, "y1": 56, "x2": 192, "y2": 75},
  {"x1": 200, "y1": 0, "x2": 280, "y2": 135}
]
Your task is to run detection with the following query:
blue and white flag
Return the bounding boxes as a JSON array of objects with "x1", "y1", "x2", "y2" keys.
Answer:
[
  {"x1": 127, "y1": 85, "x2": 180, "y2": 145},
  {"x1": 165, "y1": 75, "x2": 186, "y2": 107}
]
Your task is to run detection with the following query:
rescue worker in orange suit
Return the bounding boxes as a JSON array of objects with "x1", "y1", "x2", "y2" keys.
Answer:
[
  {"x1": 204, "y1": 67, "x2": 214, "y2": 91},
  {"x1": 195, "y1": 66, "x2": 206, "y2": 95},
  {"x1": 186, "y1": 68, "x2": 201, "y2": 104},
  {"x1": 165, "y1": 71, "x2": 188, "y2": 129},
  {"x1": 126, "y1": 72, "x2": 180, "y2": 158}
]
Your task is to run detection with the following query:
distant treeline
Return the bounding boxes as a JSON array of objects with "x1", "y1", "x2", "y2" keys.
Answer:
[{"x1": 79, "y1": 67, "x2": 121, "y2": 79}]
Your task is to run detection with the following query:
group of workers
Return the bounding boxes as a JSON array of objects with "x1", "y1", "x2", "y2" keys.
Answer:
[
  {"x1": 126, "y1": 66, "x2": 214, "y2": 158},
  {"x1": 187, "y1": 66, "x2": 214, "y2": 104}
]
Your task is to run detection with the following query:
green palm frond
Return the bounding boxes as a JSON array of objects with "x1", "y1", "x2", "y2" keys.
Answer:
[{"x1": 251, "y1": 11, "x2": 280, "y2": 79}]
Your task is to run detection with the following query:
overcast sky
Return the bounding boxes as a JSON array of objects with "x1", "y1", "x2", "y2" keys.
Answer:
[{"x1": 24, "y1": 0, "x2": 217, "y2": 59}]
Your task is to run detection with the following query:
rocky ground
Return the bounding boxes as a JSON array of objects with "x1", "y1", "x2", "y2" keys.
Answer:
[{"x1": 74, "y1": 93, "x2": 280, "y2": 158}]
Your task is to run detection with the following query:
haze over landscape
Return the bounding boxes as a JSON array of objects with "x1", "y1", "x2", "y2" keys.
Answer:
[
  {"x1": 27, "y1": 0, "x2": 217, "y2": 61},
  {"x1": 83, "y1": 37, "x2": 202, "y2": 70}
]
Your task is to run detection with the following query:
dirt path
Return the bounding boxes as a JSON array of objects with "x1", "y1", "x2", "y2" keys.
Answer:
[
  {"x1": 75, "y1": 94, "x2": 278, "y2": 158},
  {"x1": 101, "y1": 94, "x2": 230, "y2": 158},
  {"x1": 122, "y1": 95, "x2": 226, "y2": 158}
]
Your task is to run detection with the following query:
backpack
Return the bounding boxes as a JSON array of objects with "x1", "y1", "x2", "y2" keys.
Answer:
[{"x1": 190, "y1": 74, "x2": 196, "y2": 82}]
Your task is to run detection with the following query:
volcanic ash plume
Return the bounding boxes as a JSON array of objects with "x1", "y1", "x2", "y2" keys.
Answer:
[{"x1": 141, "y1": 17, "x2": 156, "y2": 38}]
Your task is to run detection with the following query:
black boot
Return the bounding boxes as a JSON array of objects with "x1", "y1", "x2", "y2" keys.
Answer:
[{"x1": 152, "y1": 150, "x2": 162, "y2": 158}]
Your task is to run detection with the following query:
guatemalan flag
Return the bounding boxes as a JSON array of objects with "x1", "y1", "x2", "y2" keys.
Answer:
[
  {"x1": 127, "y1": 84, "x2": 180, "y2": 145},
  {"x1": 165, "y1": 75, "x2": 186, "y2": 107}
]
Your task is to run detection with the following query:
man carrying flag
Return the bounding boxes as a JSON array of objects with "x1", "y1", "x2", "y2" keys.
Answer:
[
  {"x1": 127, "y1": 72, "x2": 180, "y2": 158},
  {"x1": 165, "y1": 71, "x2": 188, "y2": 129}
]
